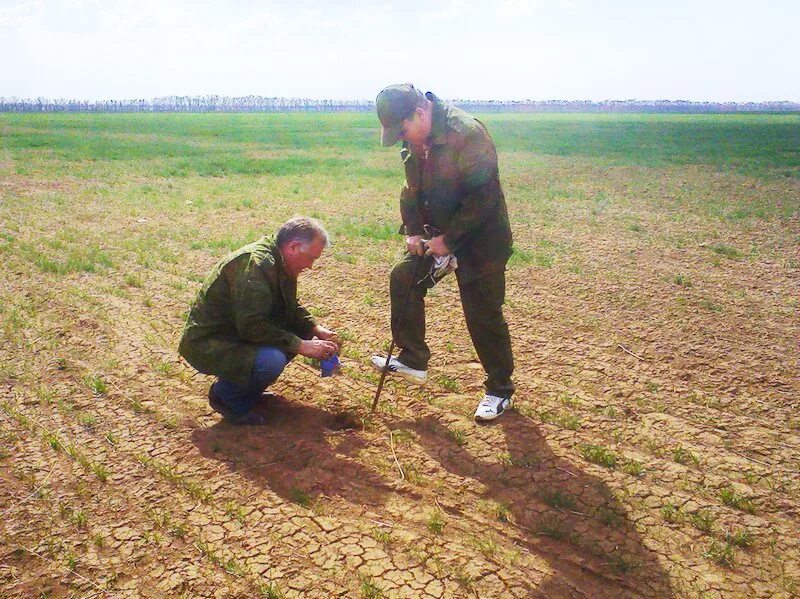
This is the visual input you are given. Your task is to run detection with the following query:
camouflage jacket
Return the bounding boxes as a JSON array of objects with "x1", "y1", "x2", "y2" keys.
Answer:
[
  {"x1": 399, "y1": 92, "x2": 512, "y2": 282},
  {"x1": 178, "y1": 237, "x2": 315, "y2": 387}
]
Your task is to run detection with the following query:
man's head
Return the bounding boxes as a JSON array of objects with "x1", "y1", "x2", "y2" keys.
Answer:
[
  {"x1": 376, "y1": 83, "x2": 432, "y2": 147},
  {"x1": 276, "y1": 216, "x2": 330, "y2": 279}
]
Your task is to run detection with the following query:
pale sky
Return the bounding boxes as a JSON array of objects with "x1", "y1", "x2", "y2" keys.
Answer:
[{"x1": 1, "y1": 0, "x2": 798, "y2": 102}]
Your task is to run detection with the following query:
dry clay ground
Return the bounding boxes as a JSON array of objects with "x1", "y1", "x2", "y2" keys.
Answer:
[{"x1": 1, "y1": 142, "x2": 800, "y2": 596}]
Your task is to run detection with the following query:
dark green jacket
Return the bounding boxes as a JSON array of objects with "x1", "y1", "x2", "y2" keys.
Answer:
[
  {"x1": 178, "y1": 237, "x2": 315, "y2": 387},
  {"x1": 399, "y1": 92, "x2": 512, "y2": 282}
]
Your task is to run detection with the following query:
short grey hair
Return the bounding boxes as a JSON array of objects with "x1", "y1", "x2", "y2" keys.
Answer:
[{"x1": 276, "y1": 216, "x2": 330, "y2": 249}]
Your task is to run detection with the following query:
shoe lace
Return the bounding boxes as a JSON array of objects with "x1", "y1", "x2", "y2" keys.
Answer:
[{"x1": 479, "y1": 395, "x2": 501, "y2": 408}]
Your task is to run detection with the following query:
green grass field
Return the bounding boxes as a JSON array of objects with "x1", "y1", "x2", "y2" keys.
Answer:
[
  {"x1": 1, "y1": 112, "x2": 799, "y2": 597},
  {"x1": 1, "y1": 112, "x2": 797, "y2": 274}
]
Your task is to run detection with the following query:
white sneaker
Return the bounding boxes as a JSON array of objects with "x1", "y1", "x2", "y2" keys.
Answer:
[
  {"x1": 370, "y1": 355, "x2": 427, "y2": 385},
  {"x1": 474, "y1": 394, "x2": 513, "y2": 422}
]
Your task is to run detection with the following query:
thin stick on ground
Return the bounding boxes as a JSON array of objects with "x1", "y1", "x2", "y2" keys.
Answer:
[
  {"x1": 618, "y1": 344, "x2": 646, "y2": 361},
  {"x1": 389, "y1": 431, "x2": 405, "y2": 481}
]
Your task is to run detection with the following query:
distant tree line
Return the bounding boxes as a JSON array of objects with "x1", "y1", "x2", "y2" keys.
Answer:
[{"x1": 1, "y1": 95, "x2": 798, "y2": 113}]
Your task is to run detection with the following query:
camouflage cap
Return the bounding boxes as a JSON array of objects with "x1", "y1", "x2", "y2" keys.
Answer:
[{"x1": 376, "y1": 83, "x2": 423, "y2": 147}]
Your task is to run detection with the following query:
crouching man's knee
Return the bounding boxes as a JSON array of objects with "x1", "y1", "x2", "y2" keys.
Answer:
[{"x1": 252, "y1": 347, "x2": 290, "y2": 386}]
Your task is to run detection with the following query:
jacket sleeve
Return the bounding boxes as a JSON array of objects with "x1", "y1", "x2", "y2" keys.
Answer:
[
  {"x1": 399, "y1": 145, "x2": 425, "y2": 236},
  {"x1": 442, "y1": 128, "x2": 501, "y2": 253},
  {"x1": 290, "y1": 304, "x2": 316, "y2": 339},
  {"x1": 230, "y1": 262, "x2": 303, "y2": 353}
]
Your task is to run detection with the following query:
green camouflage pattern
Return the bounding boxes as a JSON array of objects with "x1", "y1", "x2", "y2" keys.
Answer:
[
  {"x1": 178, "y1": 237, "x2": 315, "y2": 387},
  {"x1": 398, "y1": 92, "x2": 513, "y2": 283}
]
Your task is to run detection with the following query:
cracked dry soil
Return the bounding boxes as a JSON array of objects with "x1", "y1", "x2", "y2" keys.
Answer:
[{"x1": 1, "y1": 164, "x2": 799, "y2": 597}]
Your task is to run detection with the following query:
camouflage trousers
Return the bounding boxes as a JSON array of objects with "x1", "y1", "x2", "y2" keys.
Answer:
[{"x1": 389, "y1": 253, "x2": 515, "y2": 398}]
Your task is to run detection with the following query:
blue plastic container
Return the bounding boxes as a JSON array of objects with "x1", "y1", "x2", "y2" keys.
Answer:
[{"x1": 320, "y1": 355, "x2": 340, "y2": 377}]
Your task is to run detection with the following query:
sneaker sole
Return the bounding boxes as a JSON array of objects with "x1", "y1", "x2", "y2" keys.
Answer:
[{"x1": 370, "y1": 360, "x2": 427, "y2": 386}]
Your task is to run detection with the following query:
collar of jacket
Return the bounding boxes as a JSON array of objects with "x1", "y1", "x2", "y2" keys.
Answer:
[{"x1": 425, "y1": 91, "x2": 447, "y2": 147}]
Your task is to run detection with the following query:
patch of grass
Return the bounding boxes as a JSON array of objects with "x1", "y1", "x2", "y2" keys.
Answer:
[
  {"x1": 359, "y1": 574, "x2": 384, "y2": 598},
  {"x1": 494, "y1": 501, "x2": 511, "y2": 522},
  {"x1": 621, "y1": 459, "x2": 645, "y2": 477},
  {"x1": 307, "y1": 306, "x2": 328, "y2": 318},
  {"x1": 20, "y1": 241, "x2": 114, "y2": 275},
  {"x1": 224, "y1": 500, "x2": 246, "y2": 523},
  {"x1": 470, "y1": 534, "x2": 499, "y2": 559},
  {"x1": 83, "y1": 374, "x2": 108, "y2": 395},
  {"x1": 153, "y1": 360, "x2": 175, "y2": 376},
  {"x1": 508, "y1": 243, "x2": 557, "y2": 268},
  {"x1": 719, "y1": 487, "x2": 757, "y2": 514},
  {"x1": 362, "y1": 292, "x2": 377, "y2": 307},
  {"x1": 436, "y1": 375, "x2": 460, "y2": 392},
  {"x1": 608, "y1": 552, "x2": 639, "y2": 574},
  {"x1": 65, "y1": 549, "x2": 78, "y2": 571},
  {"x1": 257, "y1": 582, "x2": 285, "y2": 599},
  {"x1": 672, "y1": 446, "x2": 700, "y2": 466},
  {"x1": 136, "y1": 453, "x2": 212, "y2": 502},
  {"x1": 452, "y1": 565, "x2": 474, "y2": 590},
  {"x1": 697, "y1": 298, "x2": 723, "y2": 312},
  {"x1": 661, "y1": 503, "x2": 681, "y2": 523},
  {"x1": 709, "y1": 243, "x2": 742, "y2": 260},
  {"x1": 426, "y1": 510, "x2": 445, "y2": 534},
  {"x1": 689, "y1": 509, "x2": 717, "y2": 533},
  {"x1": 596, "y1": 506, "x2": 622, "y2": 528},
  {"x1": 704, "y1": 540, "x2": 735, "y2": 567},
  {"x1": 581, "y1": 444, "x2": 617, "y2": 468},
  {"x1": 124, "y1": 273, "x2": 144, "y2": 287},
  {"x1": 170, "y1": 522, "x2": 187, "y2": 538},
  {"x1": 335, "y1": 218, "x2": 397, "y2": 241},
  {"x1": 371, "y1": 529, "x2": 393, "y2": 546},
  {"x1": 538, "y1": 409, "x2": 581, "y2": 430},
  {"x1": 541, "y1": 490, "x2": 576, "y2": 511},
  {"x1": 289, "y1": 487, "x2": 313, "y2": 508},
  {"x1": 444, "y1": 426, "x2": 466, "y2": 446},
  {"x1": 497, "y1": 452, "x2": 514, "y2": 467},
  {"x1": 69, "y1": 509, "x2": 88, "y2": 528},
  {"x1": 77, "y1": 412, "x2": 96, "y2": 430},
  {"x1": 43, "y1": 431, "x2": 62, "y2": 451},
  {"x1": 673, "y1": 274, "x2": 693, "y2": 287},
  {"x1": 35, "y1": 384, "x2": 56, "y2": 405},
  {"x1": 91, "y1": 462, "x2": 110, "y2": 482},
  {"x1": 725, "y1": 528, "x2": 754, "y2": 548}
]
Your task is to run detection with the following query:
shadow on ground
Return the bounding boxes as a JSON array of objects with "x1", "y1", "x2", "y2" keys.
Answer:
[
  {"x1": 402, "y1": 412, "x2": 675, "y2": 598},
  {"x1": 192, "y1": 394, "x2": 391, "y2": 508}
]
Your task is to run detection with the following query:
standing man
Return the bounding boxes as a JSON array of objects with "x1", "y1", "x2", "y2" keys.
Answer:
[
  {"x1": 179, "y1": 216, "x2": 339, "y2": 425},
  {"x1": 371, "y1": 83, "x2": 515, "y2": 422}
]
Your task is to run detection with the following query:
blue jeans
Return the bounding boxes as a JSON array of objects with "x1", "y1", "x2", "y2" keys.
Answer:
[{"x1": 212, "y1": 347, "x2": 291, "y2": 416}]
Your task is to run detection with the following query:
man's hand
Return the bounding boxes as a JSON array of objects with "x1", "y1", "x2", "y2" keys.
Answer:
[
  {"x1": 406, "y1": 235, "x2": 425, "y2": 256},
  {"x1": 311, "y1": 325, "x2": 341, "y2": 351},
  {"x1": 424, "y1": 235, "x2": 451, "y2": 258},
  {"x1": 298, "y1": 337, "x2": 339, "y2": 360}
]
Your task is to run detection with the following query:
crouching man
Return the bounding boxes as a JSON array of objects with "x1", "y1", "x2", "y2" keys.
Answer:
[{"x1": 179, "y1": 216, "x2": 339, "y2": 425}]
